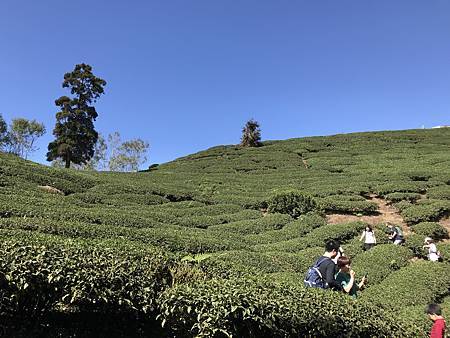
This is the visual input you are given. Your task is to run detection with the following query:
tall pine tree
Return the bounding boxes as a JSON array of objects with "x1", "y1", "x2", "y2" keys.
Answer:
[{"x1": 47, "y1": 63, "x2": 106, "y2": 168}]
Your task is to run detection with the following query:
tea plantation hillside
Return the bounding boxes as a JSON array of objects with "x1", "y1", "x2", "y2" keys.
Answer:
[{"x1": 1, "y1": 128, "x2": 450, "y2": 336}]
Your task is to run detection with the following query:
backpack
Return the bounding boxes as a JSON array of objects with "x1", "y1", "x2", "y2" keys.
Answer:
[
  {"x1": 395, "y1": 226, "x2": 404, "y2": 238},
  {"x1": 304, "y1": 257, "x2": 329, "y2": 289}
]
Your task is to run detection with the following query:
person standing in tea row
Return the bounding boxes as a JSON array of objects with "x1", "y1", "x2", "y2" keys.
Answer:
[{"x1": 359, "y1": 225, "x2": 376, "y2": 250}]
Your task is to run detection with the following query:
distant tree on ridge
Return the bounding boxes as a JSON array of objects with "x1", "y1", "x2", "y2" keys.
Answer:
[{"x1": 240, "y1": 119, "x2": 262, "y2": 147}]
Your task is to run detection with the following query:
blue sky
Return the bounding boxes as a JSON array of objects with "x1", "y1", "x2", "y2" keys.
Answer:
[{"x1": 1, "y1": 0, "x2": 449, "y2": 167}]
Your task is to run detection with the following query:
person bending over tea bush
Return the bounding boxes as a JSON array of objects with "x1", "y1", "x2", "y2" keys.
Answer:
[
  {"x1": 386, "y1": 223, "x2": 404, "y2": 245},
  {"x1": 304, "y1": 240, "x2": 343, "y2": 290},
  {"x1": 423, "y1": 237, "x2": 441, "y2": 262},
  {"x1": 359, "y1": 225, "x2": 376, "y2": 251},
  {"x1": 425, "y1": 304, "x2": 446, "y2": 338},
  {"x1": 335, "y1": 256, "x2": 366, "y2": 299}
]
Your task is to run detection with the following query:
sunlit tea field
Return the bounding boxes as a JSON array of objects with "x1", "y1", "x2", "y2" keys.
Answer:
[{"x1": 1, "y1": 128, "x2": 449, "y2": 336}]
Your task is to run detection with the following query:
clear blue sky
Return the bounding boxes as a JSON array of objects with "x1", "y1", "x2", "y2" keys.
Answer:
[{"x1": 1, "y1": 0, "x2": 449, "y2": 167}]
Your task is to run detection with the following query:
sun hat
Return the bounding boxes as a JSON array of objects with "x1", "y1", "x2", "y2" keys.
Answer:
[{"x1": 424, "y1": 237, "x2": 432, "y2": 243}]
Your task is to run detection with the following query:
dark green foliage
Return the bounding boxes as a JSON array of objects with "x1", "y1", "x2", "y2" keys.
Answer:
[
  {"x1": 47, "y1": 63, "x2": 106, "y2": 168},
  {"x1": 0, "y1": 233, "x2": 172, "y2": 324},
  {"x1": 411, "y1": 222, "x2": 449, "y2": 240},
  {"x1": 267, "y1": 190, "x2": 318, "y2": 218}
]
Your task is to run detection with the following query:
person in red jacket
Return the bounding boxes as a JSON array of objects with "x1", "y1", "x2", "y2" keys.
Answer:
[{"x1": 425, "y1": 304, "x2": 446, "y2": 338}]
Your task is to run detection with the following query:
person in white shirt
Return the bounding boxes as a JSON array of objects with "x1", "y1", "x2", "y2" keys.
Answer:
[
  {"x1": 359, "y1": 225, "x2": 376, "y2": 251},
  {"x1": 423, "y1": 237, "x2": 440, "y2": 262}
]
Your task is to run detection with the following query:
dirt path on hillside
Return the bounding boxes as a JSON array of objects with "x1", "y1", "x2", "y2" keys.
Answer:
[{"x1": 326, "y1": 195, "x2": 411, "y2": 236}]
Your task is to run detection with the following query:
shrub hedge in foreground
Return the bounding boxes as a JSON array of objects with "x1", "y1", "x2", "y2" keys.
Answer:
[
  {"x1": 0, "y1": 234, "x2": 172, "y2": 320},
  {"x1": 157, "y1": 277, "x2": 420, "y2": 337}
]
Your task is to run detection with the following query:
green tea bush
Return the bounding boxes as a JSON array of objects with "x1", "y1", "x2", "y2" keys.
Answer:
[
  {"x1": 373, "y1": 181, "x2": 426, "y2": 196},
  {"x1": 157, "y1": 277, "x2": 420, "y2": 337},
  {"x1": 399, "y1": 305, "x2": 432, "y2": 336},
  {"x1": 437, "y1": 243, "x2": 450, "y2": 262},
  {"x1": 426, "y1": 185, "x2": 450, "y2": 200},
  {"x1": 0, "y1": 235, "x2": 172, "y2": 319},
  {"x1": 245, "y1": 212, "x2": 326, "y2": 245},
  {"x1": 203, "y1": 246, "x2": 324, "y2": 276},
  {"x1": 175, "y1": 209, "x2": 262, "y2": 229},
  {"x1": 318, "y1": 198, "x2": 377, "y2": 214},
  {"x1": 360, "y1": 261, "x2": 450, "y2": 308},
  {"x1": 405, "y1": 233, "x2": 429, "y2": 258},
  {"x1": 394, "y1": 200, "x2": 413, "y2": 212},
  {"x1": 401, "y1": 201, "x2": 450, "y2": 224},
  {"x1": 208, "y1": 213, "x2": 292, "y2": 235},
  {"x1": 384, "y1": 192, "x2": 422, "y2": 203},
  {"x1": 351, "y1": 244, "x2": 413, "y2": 286},
  {"x1": 254, "y1": 221, "x2": 365, "y2": 252},
  {"x1": 267, "y1": 190, "x2": 318, "y2": 218},
  {"x1": 411, "y1": 222, "x2": 449, "y2": 240}
]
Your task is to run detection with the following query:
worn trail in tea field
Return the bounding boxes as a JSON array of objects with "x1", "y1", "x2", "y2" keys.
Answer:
[{"x1": 326, "y1": 195, "x2": 410, "y2": 235}]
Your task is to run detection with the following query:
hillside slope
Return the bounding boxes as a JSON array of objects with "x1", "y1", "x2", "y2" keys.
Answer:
[{"x1": 0, "y1": 128, "x2": 449, "y2": 336}]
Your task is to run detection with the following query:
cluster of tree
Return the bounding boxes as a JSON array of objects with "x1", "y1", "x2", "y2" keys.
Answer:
[
  {"x1": 0, "y1": 114, "x2": 46, "y2": 159},
  {"x1": 51, "y1": 131, "x2": 149, "y2": 172},
  {"x1": 46, "y1": 64, "x2": 149, "y2": 172},
  {"x1": 3, "y1": 63, "x2": 262, "y2": 172}
]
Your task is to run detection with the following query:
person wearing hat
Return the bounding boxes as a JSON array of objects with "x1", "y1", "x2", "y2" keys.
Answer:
[{"x1": 423, "y1": 237, "x2": 440, "y2": 262}]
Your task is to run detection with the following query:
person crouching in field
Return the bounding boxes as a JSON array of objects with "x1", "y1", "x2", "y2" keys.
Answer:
[
  {"x1": 423, "y1": 237, "x2": 441, "y2": 262},
  {"x1": 359, "y1": 225, "x2": 376, "y2": 251},
  {"x1": 425, "y1": 304, "x2": 446, "y2": 338},
  {"x1": 386, "y1": 223, "x2": 404, "y2": 245},
  {"x1": 335, "y1": 256, "x2": 366, "y2": 299}
]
